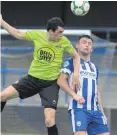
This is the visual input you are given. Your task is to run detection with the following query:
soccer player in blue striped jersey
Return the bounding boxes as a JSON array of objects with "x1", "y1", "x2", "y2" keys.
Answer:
[{"x1": 57, "y1": 35, "x2": 110, "y2": 135}]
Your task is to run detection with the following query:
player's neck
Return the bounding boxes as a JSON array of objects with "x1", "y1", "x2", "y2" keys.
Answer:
[
  {"x1": 46, "y1": 32, "x2": 51, "y2": 41},
  {"x1": 46, "y1": 32, "x2": 56, "y2": 42},
  {"x1": 80, "y1": 55, "x2": 90, "y2": 62}
]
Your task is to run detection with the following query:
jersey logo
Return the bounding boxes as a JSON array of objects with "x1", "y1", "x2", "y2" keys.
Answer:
[
  {"x1": 53, "y1": 100, "x2": 56, "y2": 104},
  {"x1": 63, "y1": 61, "x2": 69, "y2": 67},
  {"x1": 38, "y1": 47, "x2": 55, "y2": 63},
  {"x1": 80, "y1": 70, "x2": 96, "y2": 79},
  {"x1": 76, "y1": 121, "x2": 81, "y2": 127}
]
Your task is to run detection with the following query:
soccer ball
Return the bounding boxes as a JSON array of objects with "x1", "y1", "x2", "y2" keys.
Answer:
[{"x1": 71, "y1": 1, "x2": 90, "y2": 16}]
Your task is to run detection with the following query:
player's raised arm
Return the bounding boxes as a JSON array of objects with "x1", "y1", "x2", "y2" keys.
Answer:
[
  {"x1": 57, "y1": 58, "x2": 85, "y2": 104},
  {"x1": 63, "y1": 37, "x2": 81, "y2": 91},
  {"x1": 57, "y1": 73, "x2": 85, "y2": 104},
  {"x1": 70, "y1": 50, "x2": 81, "y2": 90},
  {"x1": 0, "y1": 14, "x2": 25, "y2": 40},
  {"x1": 57, "y1": 73, "x2": 75, "y2": 97}
]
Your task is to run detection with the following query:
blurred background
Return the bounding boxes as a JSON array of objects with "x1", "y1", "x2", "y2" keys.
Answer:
[{"x1": 1, "y1": 1, "x2": 117, "y2": 135}]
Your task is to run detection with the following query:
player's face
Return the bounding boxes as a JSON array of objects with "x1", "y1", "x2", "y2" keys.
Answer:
[
  {"x1": 50, "y1": 26, "x2": 64, "y2": 41},
  {"x1": 76, "y1": 37, "x2": 93, "y2": 55}
]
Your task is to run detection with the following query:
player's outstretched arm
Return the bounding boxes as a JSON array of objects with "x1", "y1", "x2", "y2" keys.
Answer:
[
  {"x1": 57, "y1": 73, "x2": 85, "y2": 104},
  {"x1": 70, "y1": 50, "x2": 81, "y2": 91},
  {"x1": 57, "y1": 73, "x2": 76, "y2": 97},
  {"x1": 0, "y1": 14, "x2": 25, "y2": 40}
]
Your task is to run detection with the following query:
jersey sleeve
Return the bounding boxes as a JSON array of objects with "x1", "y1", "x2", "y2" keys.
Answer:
[
  {"x1": 24, "y1": 30, "x2": 40, "y2": 41},
  {"x1": 61, "y1": 58, "x2": 73, "y2": 76},
  {"x1": 64, "y1": 37, "x2": 75, "y2": 54}
]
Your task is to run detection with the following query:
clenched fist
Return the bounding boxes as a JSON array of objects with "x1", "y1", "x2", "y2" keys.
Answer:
[{"x1": 73, "y1": 94, "x2": 85, "y2": 104}]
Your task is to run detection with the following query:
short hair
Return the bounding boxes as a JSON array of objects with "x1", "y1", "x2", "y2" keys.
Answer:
[
  {"x1": 46, "y1": 17, "x2": 64, "y2": 32},
  {"x1": 78, "y1": 35, "x2": 93, "y2": 42}
]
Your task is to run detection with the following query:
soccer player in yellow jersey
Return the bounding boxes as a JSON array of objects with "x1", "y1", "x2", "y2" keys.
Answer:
[{"x1": 0, "y1": 15, "x2": 80, "y2": 135}]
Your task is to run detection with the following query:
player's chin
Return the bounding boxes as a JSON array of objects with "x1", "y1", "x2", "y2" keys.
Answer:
[
  {"x1": 57, "y1": 36, "x2": 62, "y2": 41},
  {"x1": 85, "y1": 50, "x2": 91, "y2": 54},
  {"x1": 82, "y1": 52, "x2": 90, "y2": 56}
]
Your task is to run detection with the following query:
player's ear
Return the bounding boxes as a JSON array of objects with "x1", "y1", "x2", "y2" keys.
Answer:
[
  {"x1": 76, "y1": 43, "x2": 79, "y2": 49},
  {"x1": 49, "y1": 29, "x2": 54, "y2": 33}
]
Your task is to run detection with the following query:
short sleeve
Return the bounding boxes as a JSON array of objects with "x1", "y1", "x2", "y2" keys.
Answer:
[
  {"x1": 24, "y1": 30, "x2": 40, "y2": 41},
  {"x1": 61, "y1": 58, "x2": 73, "y2": 76}
]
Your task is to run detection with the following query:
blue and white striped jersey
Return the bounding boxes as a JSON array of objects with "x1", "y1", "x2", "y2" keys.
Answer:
[{"x1": 61, "y1": 58, "x2": 99, "y2": 111}]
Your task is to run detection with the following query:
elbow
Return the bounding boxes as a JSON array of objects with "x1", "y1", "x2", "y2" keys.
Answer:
[
  {"x1": 57, "y1": 77, "x2": 63, "y2": 87},
  {"x1": 16, "y1": 31, "x2": 24, "y2": 40},
  {"x1": 73, "y1": 53, "x2": 80, "y2": 59},
  {"x1": 57, "y1": 73, "x2": 67, "y2": 87},
  {"x1": 75, "y1": 53, "x2": 80, "y2": 59},
  {"x1": 12, "y1": 29, "x2": 24, "y2": 40}
]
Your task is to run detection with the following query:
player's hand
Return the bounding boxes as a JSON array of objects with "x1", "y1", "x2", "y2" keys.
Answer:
[
  {"x1": 73, "y1": 94, "x2": 85, "y2": 104},
  {"x1": 72, "y1": 73, "x2": 81, "y2": 91}
]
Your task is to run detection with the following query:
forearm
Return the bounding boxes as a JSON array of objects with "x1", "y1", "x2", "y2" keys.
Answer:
[
  {"x1": 1, "y1": 19, "x2": 25, "y2": 40},
  {"x1": 73, "y1": 53, "x2": 80, "y2": 75},
  {"x1": 98, "y1": 88, "x2": 104, "y2": 113},
  {"x1": 57, "y1": 78, "x2": 76, "y2": 97}
]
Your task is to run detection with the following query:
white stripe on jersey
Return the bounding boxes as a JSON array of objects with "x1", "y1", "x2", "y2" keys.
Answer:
[
  {"x1": 94, "y1": 80, "x2": 98, "y2": 111},
  {"x1": 61, "y1": 68, "x2": 71, "y2": 74},
  {"x1": 87, "y1": 78, "x2": 93, "y2": 110},
  {"x1": 92, "y1": 63, "x2": 98, "y2": 111},
  {"x1": 77, "y1": 65, "x2": 83, "y2": 109},
  {"x1": 85, "y1": 63, "x2": 93, "y2": 110},
  {"x1": 71, "y1": 110, "x2": 75, "y2": 133}
]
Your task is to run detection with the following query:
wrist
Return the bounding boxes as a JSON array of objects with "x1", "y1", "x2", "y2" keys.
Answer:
[
  {"x1": 71, "y1": 92, "x2": 77, "y2": 98},
  {"x1": 72, "y1": 93, "x2": 80, "y2": 98},
  {"x1": 73, "y1": 71, "x2": 79, "y2": 76}
]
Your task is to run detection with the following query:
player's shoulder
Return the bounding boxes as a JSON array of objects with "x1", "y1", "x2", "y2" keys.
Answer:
[
  {"x1": 31, "y1": 30, "x2": 45, "y2": 35},
  {"x1": 67, "y1": 57, "x2": 73, "y2": 63},
  {"x1": 90, "y1": 61, "x2": 98, "y2": 70},
  {"x1": 31, "y1": 30, "x2": 47, "y2": 39},
  {"x1": 60, "y1": 36, "x2": 71, "y2": 43}
]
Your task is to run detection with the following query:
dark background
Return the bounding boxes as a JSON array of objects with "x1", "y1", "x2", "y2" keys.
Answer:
[{"x1": 1, "y1": 1, "x2": 117, "y2": 28}]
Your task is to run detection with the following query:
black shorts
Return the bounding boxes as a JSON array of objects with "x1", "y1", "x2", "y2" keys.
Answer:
[{"x1": 12, "y1": 75, "x2": 60, "y2": 109}]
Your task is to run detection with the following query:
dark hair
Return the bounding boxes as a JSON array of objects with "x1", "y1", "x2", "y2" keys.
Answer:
[
  {"x1": 78, "y1": 35, "x2": 93, "y2": 42},
  {"x1": 46, "y1": 17, "x2": 64, "y2": 32}
]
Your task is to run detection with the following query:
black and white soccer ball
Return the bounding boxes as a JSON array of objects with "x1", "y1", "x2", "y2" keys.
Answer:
[{"x1": 71, "y1": 1, "x2": 90, "y2": 16}]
